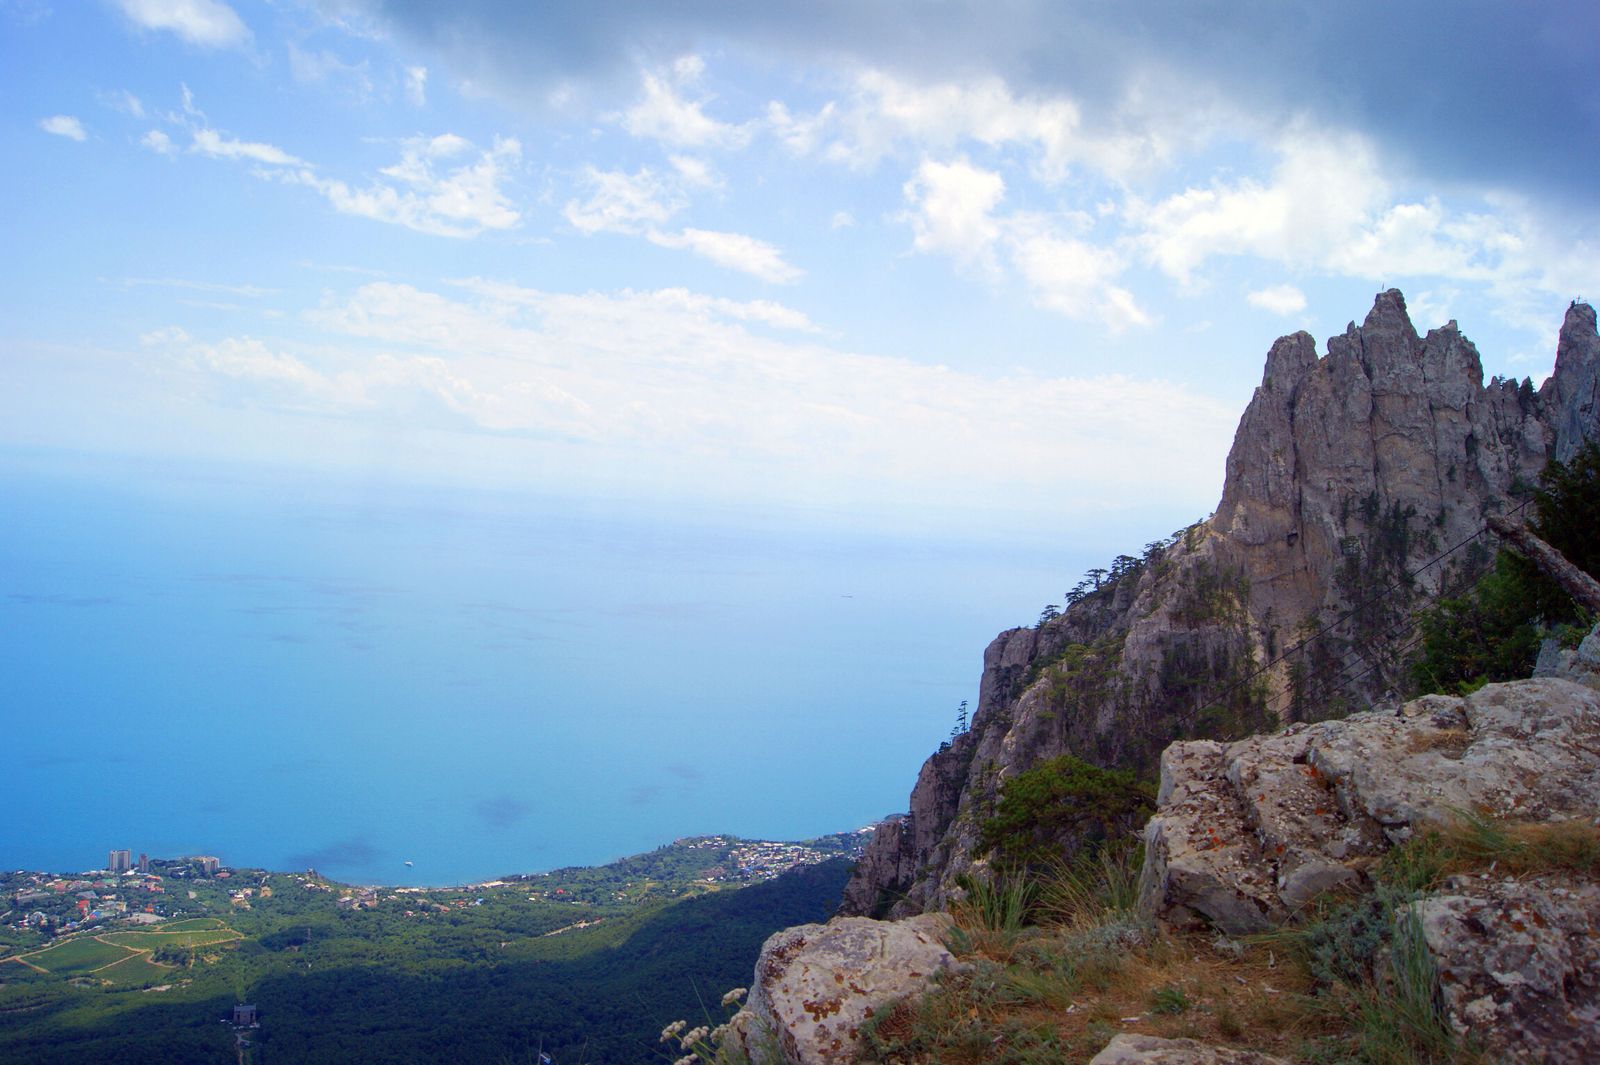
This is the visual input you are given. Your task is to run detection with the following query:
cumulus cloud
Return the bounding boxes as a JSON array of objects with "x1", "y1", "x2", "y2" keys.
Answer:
[
  {"x1": 141, "y1": 129, "x2": 176, "y2": 155},
  {"x1": 1008, "y1": 229, "x2": 1148, "y2": 331},
  {"x1": 901, "y1": 157, "x2": 1005, "y2": 267},
  {"x1": 563, "y1": 166, "x2": 683, "y2": 234},
  {"x1": 282, "y1": 134, "x2": 523, "y2": 237},
  {"x1": 39, "y1": 114, "x2": 86, "y2": 141},
  {"x1": 898, "y1": 157, "x2": 1147, "y2": 330},
  {"x1": 1128, "y1": 132, "x2": 1389, "y2": 287},
  {"x1": 620, "y1": 54, "x2": 749, "y2": 148},
  {"x1": 1246, "y1": 284, "x2": 1308, "y2": 315},
  {"x1": 114, "y1": 0, "x2": 249, "y2": 48},
  {"x1": 799, "y1": 70, "x2": 1174, "y2": 183},
  {"x1": 1121, "y1": 131, "x2": 1595, "y2": 326}
]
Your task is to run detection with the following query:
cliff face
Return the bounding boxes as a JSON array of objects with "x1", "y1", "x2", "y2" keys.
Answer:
[{"x1": 842, "y1": 292, "x2": 1600, "y2": 919}]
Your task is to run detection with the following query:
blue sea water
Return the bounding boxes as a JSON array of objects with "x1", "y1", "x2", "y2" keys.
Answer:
[{"x1": 0, "y1": 458, "x2": 1112, "y2": 886}]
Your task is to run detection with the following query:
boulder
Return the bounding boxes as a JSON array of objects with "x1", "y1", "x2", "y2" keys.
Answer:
[
  {"x1": 1415, "y1": 878, "x2": 1600, "y2": 1064},
  {"x1": 1140, "y1": 674, "x2": 1600, "y2": 1062},
  {"x1": 1534, "y1": 620, "x2": 1600, "y2": 691},
  {"x1": 1088, "y1": 1033, "x2": 1291, "y2": 1064},
  {"x1": 728, "y1": 913, "x2": 961, "y2": 1065},
  {"x1": 1139, "y1": 678, "x2": 1600, "y2": 934}
]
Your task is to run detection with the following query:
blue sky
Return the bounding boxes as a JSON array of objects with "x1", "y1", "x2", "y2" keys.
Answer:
[{"x1": 5, "y1": 0, "x2": 1599, "y2": 532}]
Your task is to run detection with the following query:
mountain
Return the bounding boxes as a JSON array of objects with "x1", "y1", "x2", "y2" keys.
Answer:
[{"x1": 842, "y1": 291, "x2": 1600, "y2": 918}]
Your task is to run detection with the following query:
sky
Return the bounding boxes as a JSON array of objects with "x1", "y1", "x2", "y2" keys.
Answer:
[{"x1": 4, "y1": 0, "x2": 1597, "y2": 533}]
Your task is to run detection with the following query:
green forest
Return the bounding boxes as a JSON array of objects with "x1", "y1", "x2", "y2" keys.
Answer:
[{"x1": 0, "y1": 839, "x2": 855, "y2": 1064}]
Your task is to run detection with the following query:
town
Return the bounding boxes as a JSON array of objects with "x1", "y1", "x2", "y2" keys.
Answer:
[
  {"x1": 2, "y1": 830, "x2": 872, "y2": 943},
  {"x1": 2, "y1": 851, "x2": 235, "y2": 938}
]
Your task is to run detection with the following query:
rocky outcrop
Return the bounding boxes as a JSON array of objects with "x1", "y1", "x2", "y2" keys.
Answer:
[
  {"x1": 1415, "y1": 879, "x2": 1600, "y2": 1064},
  {"x1": 1088, "y1": 1034, "x2": 1292, "y2": 1064},
  {"x1": 1534, "y1": 624, "x2": 1600, "y2": 690},
  {"x1": 728, "y1": 913, "x2": 961, "y2": 1065},
  {"x1": 1139, "y1": 668, "x2": 1600, "y2": 1063},
  {"x1": 843, "y1": 293, "x2": 1600, "y2": 918},
  {"x1": 1138, "y1": 676, "x2": 1600, "y2": 933}
]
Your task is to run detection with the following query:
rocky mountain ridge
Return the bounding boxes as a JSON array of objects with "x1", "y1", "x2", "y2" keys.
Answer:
[{"x1": 843, "y1": 292, "x2": 1600, "y2": 919}]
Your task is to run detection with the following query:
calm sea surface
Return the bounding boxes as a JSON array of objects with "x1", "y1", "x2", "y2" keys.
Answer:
[{"x1": 1, "y1": 461, "x2": 1093, "y2": 885}]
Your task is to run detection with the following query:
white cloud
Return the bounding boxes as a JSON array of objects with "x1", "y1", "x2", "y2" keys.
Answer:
[
  {"x1": 647, "y1": 228, "x2": 803, "y2": 284},
  {"x1": 191, "y1": 127, "x2": 305, "y2": 166},
  {"x1": 1008, "y1": 229, "x2": 1148, "y2": 331},
  {"x1": 453, "y1": 278, "x2": 820, "y2": 333},
  {"x1": 1122, "y1": 128, "x2": 1598, "y2": 330},
  {"x1": 898, "y1": 157, "x2": 1145, "y2": 330},
  {"x1": 283, "y1": 135, "x2": 523, "y2": 238},
  {"x1": 1246, "y1": 283, "x2": 1307, "y2": 315},
  {"x1": 141, "y1": 129, "x2": 176, "y2": 155},
  {"x1": 197, "y1": 336, "x2": 331, "y2": 394},
  {"x1": 114, "y1": 0, "x2": 249, "y2": 48},
  {"x1": 195, "y1": 280, "x2": 1236, "y2": 510},
  {"x1": 774, "y1": 69, "x2": 1179, "y2": 183},
  {"x1": 405, "y1": 65, "x2": 428, "y2": 107},
  {"x1": 667, "y1": 154, "x2": 719, "y2": 189},
  {"x1": 766, "y1": 100, "x2": 835, "y2": 156},
  {"x1": 620, "y1": 55, "x2": 750, "y2": 149},
  {"x1": 563, "y1": 166, "x2": 683, "y2": 235},
  {"x1": 830, "y1": 211, "x2": 855, "y2": 229},
  {"x1": 900, "y1": 158, "x2": 1005, "y2": 267},
  {"x1": 39, "y1": 115, "x2": 86, "y2": 141},
  {"x1": 1128, "y1": 132, "x2": 1389, "y2": 286}
]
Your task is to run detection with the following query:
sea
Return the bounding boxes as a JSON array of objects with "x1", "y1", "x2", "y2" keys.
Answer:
[{"x1": 0, "y1": 456, "x2": 1122, "y2": 886}]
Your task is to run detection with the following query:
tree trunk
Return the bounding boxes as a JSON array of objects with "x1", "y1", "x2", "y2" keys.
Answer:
[{"x1": 1487, "y1": 515, "x2": 1600, "y2": 614}]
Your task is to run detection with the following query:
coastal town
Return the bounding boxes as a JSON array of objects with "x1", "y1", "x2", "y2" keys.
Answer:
[
  {"x1": 1, "y1": 852, "x2": 237, "y2": 938},
  {"x1": 2, "y1": 831, "x2": 872, "y2": 943}
]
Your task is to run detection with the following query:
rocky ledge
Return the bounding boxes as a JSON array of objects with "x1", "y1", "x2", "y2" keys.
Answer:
[{"x1": 1140, "y1": 647, "x2": 1600, "y2": 1063}]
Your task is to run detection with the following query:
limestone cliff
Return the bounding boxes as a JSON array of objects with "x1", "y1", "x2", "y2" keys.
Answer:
[{"x1": 842, "y1": 292, "x2": 1600, "y2": 919}]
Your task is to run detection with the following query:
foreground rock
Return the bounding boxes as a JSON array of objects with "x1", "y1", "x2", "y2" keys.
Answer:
[
  {"x1": 1416, "y1": 878, "x2": 1600, "y2": 1065},
  {"x1": 728, "y1": 913, "x2": 960, "y2": 1065},
  {"x1": 1139, "y1": 677, "x2": 1600, "y2": 933},
  {"x1": 1140, "y1": 672, "x2": 1600, "y2": 1062},
  {"x1": 1088, "y1": 1034, "x2": 1291, "y2": 1064},
  {"x1": 1535, "y1": 622, "x2": 1600, "y2": 690}
]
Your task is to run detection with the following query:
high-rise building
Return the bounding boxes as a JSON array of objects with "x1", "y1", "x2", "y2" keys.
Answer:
[
  {"x1": 137, "y1": 853, "x2": 149, "y2": 874},
  {"x1": 108, "y1": 849, "x2": 132, "y2": 873},
  {"x1": 196, "y1": 856, "x2": 220, "y2": 876}
]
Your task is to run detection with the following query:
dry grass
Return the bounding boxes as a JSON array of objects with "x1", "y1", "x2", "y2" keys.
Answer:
[
  {"x1": 1404, "y1": 728, "x2": 1471, "y2": 758},
  {"x1": 1437, "y1": 816, "x2": 1600, "y2": 877},
  {"x1": 856, "y1": 821, "x2": 1558, "y2": 1065},
  {"x1": 860, "y1": 924, "x2": 1331, "y2": 1064}
]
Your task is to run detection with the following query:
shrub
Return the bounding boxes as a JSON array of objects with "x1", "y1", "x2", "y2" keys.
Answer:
[{"x1": 978, "y1": 756, "x2": 1154, "y2": 871}]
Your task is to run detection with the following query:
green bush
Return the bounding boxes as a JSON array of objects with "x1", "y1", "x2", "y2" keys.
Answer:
[{"x1": 978, "y1": 756, "x2": 1154, "y2": 871}]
